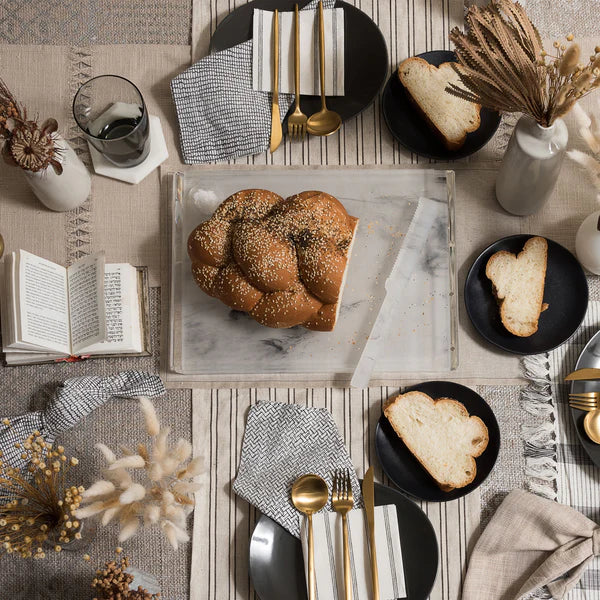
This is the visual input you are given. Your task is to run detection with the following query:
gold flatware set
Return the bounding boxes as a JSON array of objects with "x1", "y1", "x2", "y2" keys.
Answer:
[
  {"x1": 270, "y1": 2, "x2": 341, "y2": 152},
  {"x1": 291, "y1": 468, "x2": 379, "y2": 600},
  {"x1": 565, "y1": 370, "x2": 600, "y2": 444}
]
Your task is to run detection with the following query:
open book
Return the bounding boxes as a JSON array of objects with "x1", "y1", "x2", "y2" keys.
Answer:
[{"x1": 1, "y1": 250, "x2": 150, "y2": 365}]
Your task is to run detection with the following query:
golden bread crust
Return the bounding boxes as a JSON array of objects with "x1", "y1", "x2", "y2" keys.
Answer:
[{"x1": 187, "y1": 189, "x2": 358, "y2": 331}]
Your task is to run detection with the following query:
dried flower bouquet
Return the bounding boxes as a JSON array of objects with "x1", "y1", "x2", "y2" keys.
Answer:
[
  {"x1": 0, "y1": 78, "x2": 63, "y2": 174},
  {"x1": 0, "y1": 423, "x2": 84, "y2": 558},
  {"x1": 449, "y1": 0, "x2": 600, "y2": 127},
  {"x1": 76, "y1": 397, "x2": 202, "y2": 549}
]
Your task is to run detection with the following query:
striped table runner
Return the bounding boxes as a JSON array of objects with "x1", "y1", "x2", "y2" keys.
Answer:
[
  {"x1": 190, "y1": 1, "x2": 476, "y2": 599},
  {"x1": 191, "y1": 387, "x2": 480, "y2": 600}
]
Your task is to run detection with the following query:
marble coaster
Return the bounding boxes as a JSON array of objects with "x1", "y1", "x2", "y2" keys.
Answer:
[{"x1": 87, "y1": 115, "x2": 168, "y2": 185}]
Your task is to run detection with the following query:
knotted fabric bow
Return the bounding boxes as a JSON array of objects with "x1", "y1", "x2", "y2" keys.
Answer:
[
  {"x1": 463, "y1": 489, "x2": 600, "y2": 599},
  {"x1": 0, "y1": 371, "x2": 165, "y2": 469}
]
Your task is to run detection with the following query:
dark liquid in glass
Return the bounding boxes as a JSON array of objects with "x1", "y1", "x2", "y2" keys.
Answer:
[{"x1": 87, "y1": 110, "x2": 150, "y2": 168}]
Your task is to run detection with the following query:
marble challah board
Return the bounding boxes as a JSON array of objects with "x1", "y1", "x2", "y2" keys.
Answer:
[{"x1": 169, "y1": 167, "x2": 457, "y2": 377}]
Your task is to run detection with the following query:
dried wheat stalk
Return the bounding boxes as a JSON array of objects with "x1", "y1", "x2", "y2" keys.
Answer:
[{"x1": 448, "y1": 0, "x2": 600, "y2": 126}]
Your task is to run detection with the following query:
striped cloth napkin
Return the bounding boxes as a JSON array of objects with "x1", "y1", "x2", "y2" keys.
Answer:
[
  {"x1": 252, "y1": 8, "x2": 345, "y2": 96},
  {"x1": 300, "y1": 505, "x2": 406, "y2": 600}
]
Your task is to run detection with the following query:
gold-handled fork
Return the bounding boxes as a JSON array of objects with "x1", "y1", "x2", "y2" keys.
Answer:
[
  {"x1": 568, "y1": 392, "x2": 600, "y2": 411},
  {"x1": 332, "y1": 468, "x2": 353, "y2": 600},
  {"x1": 287, "y1": 4, "x2": 307, "y2": 140}
]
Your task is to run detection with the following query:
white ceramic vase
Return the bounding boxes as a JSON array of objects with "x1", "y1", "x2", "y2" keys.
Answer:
[
  {"x1": 576, "y1": 208, "x2": 600, "y2": 275},
  {"x1": 23, "y1": 136, "x2": 91, "y2": 212},
  {"x1": 495, "y1": 114, "x2": 568, "y2": 216}
]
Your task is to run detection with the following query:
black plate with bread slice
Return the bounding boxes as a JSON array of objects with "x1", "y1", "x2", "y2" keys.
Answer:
[
  {"x1": 464, "y1": 234, "x2": 588, "y2": 355},
  {"x1": 375, "y1": 381, "x2": 500, "y2": 502},
  {"x1": 381, "y1": 50, "x2": 501, "y2": 160}
]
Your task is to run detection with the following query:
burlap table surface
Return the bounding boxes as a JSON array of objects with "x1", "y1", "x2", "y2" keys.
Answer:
[{"x1": 0, "y1": 1, "x2": 599, "y2": 599}]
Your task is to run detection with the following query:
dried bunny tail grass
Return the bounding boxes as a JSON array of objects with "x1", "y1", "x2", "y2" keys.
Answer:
[
  {"x1": 179, "y1": 456, "x2": 203, "y2": 478},
  {"x1": 163, "y1": 503, "x2": 187, "y2": 526},
  {"x1": 152, "y1": 426, "x2": 171, "y2": 463},
  {"x1": 161, "y1": 519, "x2": 189, "y2": 550},
  {"x1": 118, "y1": 515, "x2": 140, "y2": 542},
  {"x1": 83, "y1": 480, "x2": 115, "y2": 499},
  {"x1": 119, "y1": 483, "x2": 147, "y2": 505},
  {"x1": 139, "y1": 396, "x2": 160, "y2": 437},
  {"x1": 107, "y1": 455, "x2": 146, "y2": 470},
  {"x1": 144, "y1": 504, "x2": 161, "y2": 525},
  {"x1": 581, "y1": 127, "x2": 600, "y2": 154},
  {"x1": 173, "y1": 439, "x2": 192, "y2": 464},
  {"x1": 148, "y1": 461, "x2": 164, "y2": 482},
  {"x1": 103, "y1": 467, "x2": 133, "y2": 489},
  {"x1": 160, "y1": 457, "x2": 181, "y2": 478},
  {"x1": 74, "y1": 501, "x2": 106, "y2": 519},
  {"x1": 96, "y1": 443, "x2": 117, "y2": 465},
  {"x1": 567, "y1": 149, "x2": 600, "y2": 189},
  {"x1": 572, "y1": 99, "x2": 592, "y2": 129},
  {"x1": 101, "y1": 506, "x2": 122, "y2": 526},
  {"x1": 172, "y1": 481, "x2": 202, "y2": 495}
]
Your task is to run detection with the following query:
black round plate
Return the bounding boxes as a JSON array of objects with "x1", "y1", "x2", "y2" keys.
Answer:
[
  {"x1": 465, "y1": 234, "x2": 588, "y2": 355},
  {"x1": 381, "y1": 50, "x2": 501, "y2": 160},
  {"x1": 375, "y1": 381, "x2": 500, "y2": 502},
  {"x1": 249, "y1": 482, "x2": 438, "y2": 600},
  {"x1": 570, "y1": 330, "x2": 600, "y2": 468},
  {"x1": 209, "y1": 0, "x2": 388, "y2": 124}
]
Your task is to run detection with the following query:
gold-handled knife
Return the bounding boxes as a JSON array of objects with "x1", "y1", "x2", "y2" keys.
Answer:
[
  {"x1": 566, "y1": 368, "x2": 600, "y2": 381},
  {"x1": 269, "y1": 9, "x2": 282, "y2": 153},
  {"x1": 363, "y1": 467, "x2": 380, "y2": 600}
]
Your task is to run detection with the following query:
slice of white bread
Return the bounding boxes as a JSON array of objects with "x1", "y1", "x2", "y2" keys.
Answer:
[
  {"x1": 384, "y1": 391, "x2": 489, "y2": 491},
  {"x1": 485, "y1": 236, "x2": 548, "y2": 337},
  {"x1": 397, "y1": 57, "x2": 481, "y2": 150}
]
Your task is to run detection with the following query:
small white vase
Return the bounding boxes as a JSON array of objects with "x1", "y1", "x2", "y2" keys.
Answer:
[
  {"x1": 495, "y1": 114, "x2": 568, "y2": 216},
  {"x1": 23, "y1": 136, "x2": 91, "y2": 212},
  {"x1": 576, "y1": 209, "x2": 600, "y2": 274}
]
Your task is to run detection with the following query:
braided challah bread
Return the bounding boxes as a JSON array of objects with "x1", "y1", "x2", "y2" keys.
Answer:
[{"x1": 187, "y1": 189, "x2": 358, "y2": 331}]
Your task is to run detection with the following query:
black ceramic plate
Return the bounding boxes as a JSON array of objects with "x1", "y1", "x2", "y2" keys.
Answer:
[
  {"x1": 465, "y1": 235, "x2": 588, "y2": 355},
  {"x1": 376, "y1": 381, "x2": 500, "y2": 502},
  {"x1": 570, "y1": 330, "x2": 600, "y2": 468},
  {"x1": 209, "y1": 0, "x2": 388, "y2": 124},
  {"x1": 249, "y1": 482, "x2": 438, "y2": 600},
  {"x1": 381, "y1": 50, "x2": 501, "y2": 160}
]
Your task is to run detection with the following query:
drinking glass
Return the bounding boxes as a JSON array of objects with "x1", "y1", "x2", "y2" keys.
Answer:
[{"x1": 73, "y1": 75, "x2": 150, "y2": 168}]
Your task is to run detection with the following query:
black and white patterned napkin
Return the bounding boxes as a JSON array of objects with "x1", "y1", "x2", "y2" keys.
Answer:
[
  {"x1": 0, "y1": 370, "x2": 165, "y2": 470},
  {"x1": 170, "y1": 0, "x2": 335, "y2": 164},
  {"x1": 233, "y1": 401, "x2": 361, "y2": 538}
]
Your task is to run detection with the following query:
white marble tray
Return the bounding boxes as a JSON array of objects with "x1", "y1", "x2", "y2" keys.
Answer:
[{"x1": 168, "y1": 167, "x2": 457, "y2": 377}]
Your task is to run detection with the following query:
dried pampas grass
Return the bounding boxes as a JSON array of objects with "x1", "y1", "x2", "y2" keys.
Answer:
[
  {"x1": 449, "y1": 0, "x2": 600, "y2": 126},
  {"x1": 75, "y1": 397, "x2": 202, "y2": 549}
]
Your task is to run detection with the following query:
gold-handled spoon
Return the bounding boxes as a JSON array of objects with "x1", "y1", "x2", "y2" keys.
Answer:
[
  {"x1": 306, "y1": 1, "x2": 342, "y2": 136},
  {"x1": 291, "y1": 474, "x2": 329, "y2": 600},
  {"x1": 584, "y1": 409, "x2": 600, "y2": 444}
]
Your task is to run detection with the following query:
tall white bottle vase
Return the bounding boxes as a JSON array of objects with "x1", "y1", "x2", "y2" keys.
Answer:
[{"x1": 495, "y1": 115, "x2": 568, "y2": 216}]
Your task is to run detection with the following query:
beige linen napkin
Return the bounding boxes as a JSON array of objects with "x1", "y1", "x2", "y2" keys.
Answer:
[{"x1": 463, "y1": 489, "x2": 600, "y2": 600}]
